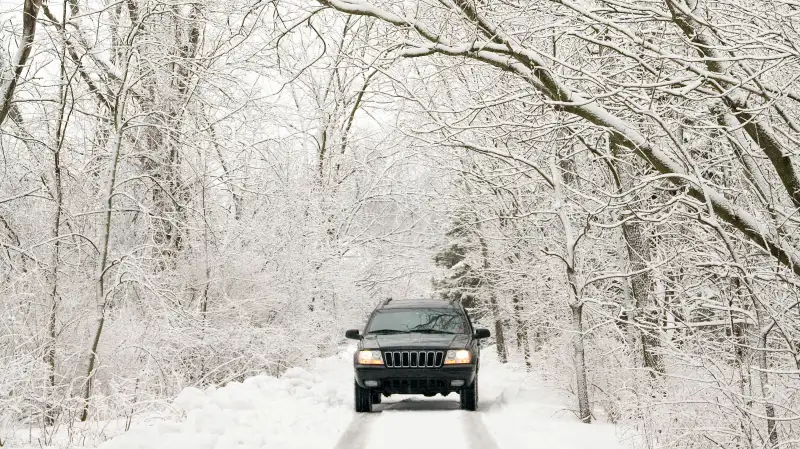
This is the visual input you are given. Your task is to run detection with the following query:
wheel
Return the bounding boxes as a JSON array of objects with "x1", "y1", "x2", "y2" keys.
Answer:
[
  {"x1": 354, "y1": 381, "x2": 373, "y2": 412},
  {"x1": 460, "y1": 377, "x2": 478, "y2": 411},
  {"x1": 371, "y1": 391, "x2": 382, "y2": 404}
]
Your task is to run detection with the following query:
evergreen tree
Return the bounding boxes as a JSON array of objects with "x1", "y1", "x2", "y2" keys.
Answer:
[{"x1": 433, "y1": 213, "x2": 480, "y2": 308}]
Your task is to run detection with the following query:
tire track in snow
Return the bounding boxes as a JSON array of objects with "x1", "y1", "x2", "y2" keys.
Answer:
[
  {"x1": 465, "y1": 412, "x2": 500, "y2": 449},
  {"x1": 331, "y1": 399, "x2": 411, "y2": 449},
  {"x1": 332, "y1": 398, "x2": 500, "y2": 449},
  {"x1": 332, "y1": 413, "x2": 374, "y2": 449}
]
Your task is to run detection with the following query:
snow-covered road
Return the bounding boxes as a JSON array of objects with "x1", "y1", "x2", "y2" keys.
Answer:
[
  {"x1": 327, "y1": 347, "x2": 626, "y2": 449},
  {"x1": 10, "y1": 347, "x2": 627, "y2": 449},
  {"x1": 333, "y1": 397, "x2": 499, "y2": 449}
]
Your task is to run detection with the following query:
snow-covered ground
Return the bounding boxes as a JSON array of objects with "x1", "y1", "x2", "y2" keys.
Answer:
[
  {"x1": 9, "y1": 347, "x2": 626, "y2": 449},
  {"x1": 480, "y1": 355, "x2": 624, "y2": 449}
]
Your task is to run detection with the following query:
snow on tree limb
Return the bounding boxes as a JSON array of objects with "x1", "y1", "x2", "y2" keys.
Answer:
[
  {"x1": 0, "y1": 0, "x2": 43, "y2": 127},
  {"x1": 318, "y1": 0, "x2": 800, "y2": 276},
  {"x1": 662, "y1": 0, "x2": 800, "y2": 211},
  {"x1": 554, "y1": 0, "x2": 800, "y2": 104}
]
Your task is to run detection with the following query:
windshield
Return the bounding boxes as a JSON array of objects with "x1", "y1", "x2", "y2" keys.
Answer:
[{"x1": 366, "y1": 308, "x2": 469, "y2": 334}]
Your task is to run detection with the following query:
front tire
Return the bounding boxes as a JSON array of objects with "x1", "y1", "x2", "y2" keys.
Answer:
[
  {"x1": 355, "y1": 381, "x2": 373, "y2": 412},
  {"x1": 460, "y1": 377, "x2": 478, "y2": 411}
]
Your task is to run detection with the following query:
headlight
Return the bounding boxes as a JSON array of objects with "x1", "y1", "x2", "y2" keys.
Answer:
[
  {"x1": 444, "y1": 349, "x2": 471, "y2": 364},
  {"x1": 357, "y1": 350, "x2": 384, "y2": 365}
]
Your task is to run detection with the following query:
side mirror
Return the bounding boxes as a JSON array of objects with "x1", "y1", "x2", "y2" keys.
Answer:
[
  {"x1": 345, "y1": 329, "x2": 362, "y2": 340},
  {"x1": 474, "y1": 328, "x2": 491, "y2": 339}
]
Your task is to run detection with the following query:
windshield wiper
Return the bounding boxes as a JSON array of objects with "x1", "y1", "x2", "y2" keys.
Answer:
[
  {"x1": 367, "y1": 329, "x2": 409, "y2": 335},
  {"x1": 410, "y1": 329, "x2": 459, "y2": 334}
]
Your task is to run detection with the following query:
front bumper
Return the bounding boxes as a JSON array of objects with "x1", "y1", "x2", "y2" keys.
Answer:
[{"x1": 355, "y1": 365, "x2": 476, "y2": 394}]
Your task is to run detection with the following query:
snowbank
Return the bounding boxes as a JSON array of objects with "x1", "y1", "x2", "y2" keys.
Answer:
[
  {"x1": 9, "y1": 345, "x2": 628, "y2": 449},
  {"x1": 479, "y1": 347, "x2": 625, "y2": 449},
  {"x1": 96, "y1": 351, "x2": 354, "y2": 449},
  {"x1": 6, "y1": 350, "x2": 354, "y2": 449}
]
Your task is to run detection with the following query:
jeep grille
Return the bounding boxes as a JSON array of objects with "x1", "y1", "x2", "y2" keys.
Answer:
[{"x1": 383, "y1": 350, "x2": 444, "y2": 368}]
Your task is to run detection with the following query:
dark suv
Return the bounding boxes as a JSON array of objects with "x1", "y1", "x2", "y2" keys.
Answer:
[{"x1": 345, "y1": 298, "x2": 490, "y2": 412}]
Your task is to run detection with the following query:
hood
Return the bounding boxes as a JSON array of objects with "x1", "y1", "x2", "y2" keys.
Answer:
[{"x1": 361, "y1": 333, "x2": 470, "y2": 350}]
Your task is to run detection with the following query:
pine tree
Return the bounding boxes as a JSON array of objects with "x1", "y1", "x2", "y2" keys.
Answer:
[{"x1": 432, "y1": 213, "x2": 481, "y2": 308}]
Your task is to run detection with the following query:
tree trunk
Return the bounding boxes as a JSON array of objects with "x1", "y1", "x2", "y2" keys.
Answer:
[
  {"x1": 551, "y1": 155, "x2": 591, "y2": 424},
  {"x1": 199, "y1": 160, "x2": 211, "y2": 382},
  {"x1": 477, "y1": 232, "x2": 507, "y2": 363},
  {"x1": 44, "y1": 153, "x2": 61, "y2": 426},
  {"x1": 44, "y1": 8, "x2": 71, "y2": 424},
  {"x1": 756, "y1": 317, "x2": 779, "y2": 448},
  {"x1": 490, "y1": 295, "x2": 508, "y2": 363},
  {"x1": 205, "y1": 116, "x2": 243, "y2": 220},
  {"x1": 616, "y1": 229, "x2": 635, "y2": 346},
  {"x1": 146, "y1": 6, "x2": 201, "y2": 269},
  {"x1": 0, "y1": 0, "x2": 43, "y2": 127},
  {"x1": 511, "y1": 293, "x2": 531, "y2": 369},
  {"x1": 570, "y1": 298, "x2": 591, "y2": 424},
  {"x1": 81, "y1": 123, "x2": 125, "y2": 422},
  {"x1": 621, "y1": 220, "x2": 665, "y2": 376},
  {"x1": 610, "y1": 137, "x2": 665, "y2": 377},
  {"x1": 731, "y1": 276, "x2": 754, "y2": 448}
]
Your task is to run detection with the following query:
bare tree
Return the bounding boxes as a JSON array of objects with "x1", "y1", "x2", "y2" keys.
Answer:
[{"x1": 0, "y1": 0, "x2": 42, "y2": 127}]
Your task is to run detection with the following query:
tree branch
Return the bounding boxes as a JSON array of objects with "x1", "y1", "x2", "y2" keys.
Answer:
[
  {"x1": 318, "y1": 0, "x2": 800, "y2": 277},
  {"x1": 0, "y1": 0, "x2": 43, "y2": 127}
]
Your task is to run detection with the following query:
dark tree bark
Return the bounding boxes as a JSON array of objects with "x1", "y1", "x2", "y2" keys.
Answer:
[
  {"x1": 478, "y1": 233, "x2": 508, "y2": 363},
  {"x1": 621, "y1": 219, "x2": 666, "y2": 377},
  {"x1": 611, "y1": 137, "x2": 666, "y2": 377},
  {"x1": 511, "y1": 293, "x2": 531, "y2": 369},
  {"x1": 0, "y1": 0, "x2": 43, "y2": 127}
]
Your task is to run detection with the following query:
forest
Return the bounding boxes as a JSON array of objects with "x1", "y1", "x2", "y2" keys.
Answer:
[{"x1": 0, "y1": 0, "x2": 799, "y2": 447}]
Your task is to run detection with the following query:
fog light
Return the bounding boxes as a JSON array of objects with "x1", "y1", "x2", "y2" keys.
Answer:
[
  {"x1": 451, "y1": 380, "x2": 465, "y2": 387},
  {"x1": 365, "y1": 380, "x2": 379, "y2": 387}
]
